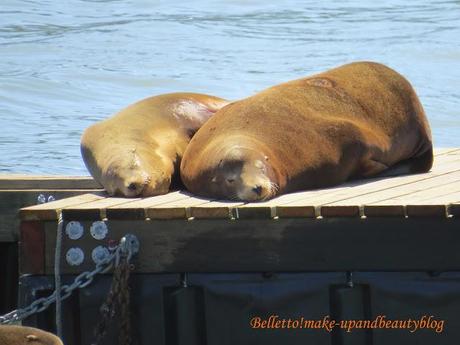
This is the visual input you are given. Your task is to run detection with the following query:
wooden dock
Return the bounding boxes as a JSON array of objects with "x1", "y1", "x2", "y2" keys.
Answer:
[
  {"x1": 19, "y1": 148, "x2": 460, "y2": 221},
  {"x1": 15, "y1": 148, "x2": 460, "y2": 275},
  {"x1": 0, "y1": 176, "x2": 103, "y2": 242},
  {"x1": 8, "y1": 148, "x2": 460, "y2": 345}
]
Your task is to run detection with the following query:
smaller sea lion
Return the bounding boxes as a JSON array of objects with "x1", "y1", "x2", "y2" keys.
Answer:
[
  {"x1": 81, "y1": 93, "x2": 229, "y2": 197},
  {"x1": 0, "y1": 325, "x2": 63, "y2": 345}
]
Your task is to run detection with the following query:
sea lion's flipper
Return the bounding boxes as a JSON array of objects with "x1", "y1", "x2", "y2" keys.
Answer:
[
  {"x1": 409, "y1": 145, "x2": 434, "y2": 173},
  {"x1": 373, "y1": 156, "x2": 432, "y2": 179},
  {"x1": 376, "y1": 145, "x2": 434, "y2": 178},
  {"x1": 361, "y1": 141, "x2": 433, "y2": 179},
  {"x1": 360, "y1": 159, "x2": 389, "y2": 177},
  {"x1": 373, "y1": 160, "x2": 414, "y2": 178}
]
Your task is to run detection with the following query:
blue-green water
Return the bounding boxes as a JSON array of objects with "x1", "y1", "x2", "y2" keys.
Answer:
[{"x1": 1, "y1": 0, "x2": 459, "y2": 174}]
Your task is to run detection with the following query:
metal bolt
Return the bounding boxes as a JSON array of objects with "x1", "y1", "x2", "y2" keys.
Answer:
[
  {"x1": 120, "y1": 234, "x2": 140, "y2": 257},
  {"x1": 90, "y1": 221, "x2": 108, "y2": 240},
  {"x1": 37, "y1": 194, "x2": 46, "y2": 204},
  {"x1": 65, "y1": 221, "x2": 84, "y2": 240},
  {"x1": 91, "y1": 246, "x2": 110, "y2": 265},
  {"x1": 66, "y1": 248, "x2": 84, "y2": 266},
  {"x1": 37, "y1": 194, "x2": 56, "y2": 204}
]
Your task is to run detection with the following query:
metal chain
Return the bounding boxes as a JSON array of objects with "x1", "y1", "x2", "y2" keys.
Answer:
[
  {"x1": 55, "y1": 211, "x2": 64, "y2": 339},
  {"x1": 117, "y1": 260, "x2": 132, "y2": 345},
  {"x1": 0, "y1": 234, "x2": 140, "y2": 325},
  {"x1": 93, "y1": 239, "x2": 135, "y2": 345}
]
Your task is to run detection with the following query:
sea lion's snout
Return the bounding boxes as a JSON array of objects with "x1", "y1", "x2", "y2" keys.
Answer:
[
  {"x1": 117, "y1": 173, "x2": 170, "y2": 197},
  {"x1": 103, "y1": 150, "x2": 174, "y2": 197},
  {"x1": 212, "y1": 150, "x2": 277, "y2": 201},
  {"x1": 121, "y1": 178, "x2": 147, "y2": 197},
  {"x1": 252, "y1": 185, "x2": 263, "y2": 196}
]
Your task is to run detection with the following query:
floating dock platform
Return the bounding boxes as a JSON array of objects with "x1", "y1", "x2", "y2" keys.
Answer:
[{"x1": 2, "y1": 148, "x2": 460, "y2": 345}]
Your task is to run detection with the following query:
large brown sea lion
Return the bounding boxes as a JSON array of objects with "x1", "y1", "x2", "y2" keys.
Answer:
[
  {"x1": 81, "y1": 93, "x2": 229, "y2": 197},
  {"x1": 180, "y1": 61, "x2": 433, "y2": 201},
  {"x1": 0, "y1": 325, "x2": 63, "y2": 345}
]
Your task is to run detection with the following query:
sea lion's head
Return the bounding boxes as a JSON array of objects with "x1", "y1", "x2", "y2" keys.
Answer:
[
  {"x1": 102, "y1": 147, "x2": 172, "y2": 197},
  {"x1": 0, "y1": 325, "x2": 63, "y2": 345},
  {"x1": 203, "y1": 140, "x2": 280, "y2": 202}
]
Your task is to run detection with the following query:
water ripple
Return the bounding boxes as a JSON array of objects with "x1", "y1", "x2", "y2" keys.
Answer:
[{"x1": 0, "y1": 0, "x2": 459, "y2": 174}]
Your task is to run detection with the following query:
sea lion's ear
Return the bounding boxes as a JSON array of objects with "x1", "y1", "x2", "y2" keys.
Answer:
[
  {"x1": 264, "y1": 155, "x2": 269, "y2": 161},
  {"x1": 186, "y1": 128, "x2": 196, "y2": 138}
]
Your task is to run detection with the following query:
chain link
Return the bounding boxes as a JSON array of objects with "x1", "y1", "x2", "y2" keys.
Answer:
[{"x1": 0, "y1": 234, "x2": 139, "y2": 325}]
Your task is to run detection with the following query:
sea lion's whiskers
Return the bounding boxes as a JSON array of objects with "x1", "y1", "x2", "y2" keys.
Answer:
[{"x1": 267, "y1": 181, "x2": 279, "y2": 198}]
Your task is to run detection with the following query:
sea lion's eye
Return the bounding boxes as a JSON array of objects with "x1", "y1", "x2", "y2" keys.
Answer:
[
  {"x1": 227, "y1": 178, "x2": 235, "y2": 184},
  {"x1": 264, "y1": 156, "x2": 269, "y2": 161}
]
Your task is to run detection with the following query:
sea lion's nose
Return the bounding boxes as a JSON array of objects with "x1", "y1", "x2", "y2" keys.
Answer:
[
  {"x1": 126, "y1": 181, "x2": 145, "y2": 196},
  {"x1": 252, "y1": 185, "x2": 262, "y2": 196},
  {"x1": 127, "y1": 182, "x2": 138, "y2": 191}
]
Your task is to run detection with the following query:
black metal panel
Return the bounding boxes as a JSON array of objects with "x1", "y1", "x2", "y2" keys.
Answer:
[
  {"x1": 18, "y1": 271, "x2": 460, "y2": 345},
  {"x1": 353, "y1": 272, "x2": 460, "y2": 345},
  {"x1": 42, "y1": 217, "x2": 460, "y2": 275},
  {"x1": 104, "y1": 217, "x2": 460, "y2": 272},
  {"x1": 187, "y1": 272, "x2": 345, "y2": 345},
  {"x1": 19, "y1": 274, "x2": 180, "y2": 345}
]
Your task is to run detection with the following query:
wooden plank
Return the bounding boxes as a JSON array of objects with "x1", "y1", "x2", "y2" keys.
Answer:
[
  {"x1": 146, "y1": 194, "x2": 211, "y2": 219},
  {"x1": 372, "y1": 180, "x2": 460, "y2": 205},
  {"x1": 365, "y1": 188, "x2": 460, "y2": 218},
  {"x1": 270, "y1": 154, "x2": 460, "y2": 217},
  {"x1": 366, "y1": 184, "x2": 460, "y2": 217},
  {"x1": 417, "y1": 191, "x2": 460, "y2": 204},
  {"x1": 273, "y1": 180, "x2": 404, "y2": 217},
  {"x1": 106, "y1": 191, "x2": 193, "y2": 219},
  {"x1": 19, "y1": 193, "x2": 105, "y2": 221},
  {"x1": 190, "y1": 200, "x2": 244, "y2": 219},
  {"x1": 275, "y1": 205, "x2": 316, "y2": 218},
  {"x1": 323, "y1": 169, "x2": 460, "y2": 212},
  {"x1": 0, "y1": 189, "x2": 103, "y2": 241},
  {"x1": 63, "y1": 196, "x2": 141, "y2": 220},
  {"x1": 405, "y1": 205, "x2": 448, "y2": 217},
  {"x1": 0, "y1": 175, "x2": 101, "y2": 190},
  {"x1": 433, "y1": 148, "x2": 460, "y2": 156},
  {"x1": 278, "y1": 174, "x2": 419, "y2": 209},
  {"x1": 19, "y1": 221, "x2": 45, "y2": 274},
  {"x1": 235, "y1": 189, "x2": 331, "y2": 219},
  {"x1": 0, "y1": 189, "x2": 104, "y2": 204},
  {"x1": 362, "y1": 205, "x2": 406, "y2": 217},
  {"x1": 431, "y1": 154, "x2": 460, "y2": 172}
]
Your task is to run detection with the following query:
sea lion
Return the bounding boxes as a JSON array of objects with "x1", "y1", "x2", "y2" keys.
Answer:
[
  {"x1": 81, "y1": 93, "x2": 229, "y2": 197},
  {"x1": 180, "y1": 61, "x2": 433, "y2": 201},
  {"x1": 0, "y1": 325, "x2": 63, "y2": 345}
]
